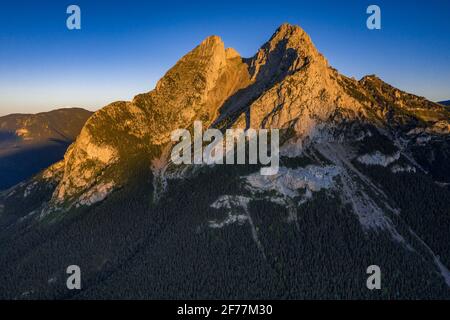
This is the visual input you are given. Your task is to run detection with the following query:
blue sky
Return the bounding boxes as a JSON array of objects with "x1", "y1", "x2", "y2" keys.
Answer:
[{"x1": 0, "y1": 0, "x2": 449, "y2": 115}]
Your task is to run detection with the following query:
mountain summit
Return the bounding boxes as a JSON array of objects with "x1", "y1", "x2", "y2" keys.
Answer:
[
  {"x1": 1, "y1": 24, "x2": 450, "y2": 299},
  {"x1": 48, "y1": 23, "x2": 449, "y2": 210}
]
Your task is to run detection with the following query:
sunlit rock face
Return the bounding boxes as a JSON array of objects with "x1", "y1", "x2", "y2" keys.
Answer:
[
  {"x1": 14, "y1": 23, "x2": 450, "y2": 214},
  {"x1": 0, "y1": 108, "x2": 92, "y2": 190},
  {"x1": 2, "y1": 23, "x2": 450, "y2": 300}
]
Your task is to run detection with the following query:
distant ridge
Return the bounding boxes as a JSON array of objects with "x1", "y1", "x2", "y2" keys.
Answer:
[
  {"x1": 439, "y1": 100, "x2": 450, "y2": 106},
  {"x1": 0, "y1": 107, "x2": 92, "y2": 190}
]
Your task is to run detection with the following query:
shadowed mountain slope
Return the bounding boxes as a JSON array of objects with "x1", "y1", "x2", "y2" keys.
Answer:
[{"x1": 0, "y1": 108, "x2": 92, "y2": 190}]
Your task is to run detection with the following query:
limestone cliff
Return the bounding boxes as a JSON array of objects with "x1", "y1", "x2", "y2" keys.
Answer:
[{"x1": 34, "y1": 23, "x2": 449, "y2": 209}]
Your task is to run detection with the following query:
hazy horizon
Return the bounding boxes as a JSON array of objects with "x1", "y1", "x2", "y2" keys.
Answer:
[{"x1": 1, "y1": 0, "x2": 449, "y2": 116}]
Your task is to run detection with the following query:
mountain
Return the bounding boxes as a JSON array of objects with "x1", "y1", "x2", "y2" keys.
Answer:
[
  {"x1": 0, "y1": 108, "x2": 92, "y2": 190},
  {"x1": 1, "y1": 24, "x2": 450, "y2": 299},
  {"x1": 439, "y1": 100, "x2": 450, "y2": 106}
]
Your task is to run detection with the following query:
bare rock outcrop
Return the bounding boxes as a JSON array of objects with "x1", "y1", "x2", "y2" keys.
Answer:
[{"x1": 46, "y1": 23, "x2": 450, "y2": 208}]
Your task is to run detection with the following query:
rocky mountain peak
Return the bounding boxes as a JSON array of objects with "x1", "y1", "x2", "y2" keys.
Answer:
[
  {"x1": 22, "y1": 23, "x2": 448, "y2": 212},
  {"x1": 200, "y1": 35, "x2": 224, "y2": 48},
  {"x1": 267, "y1": 23, "x2": 316, "y2": 54},
  {"x1": 2, "y1": 23, "x2": 450, "y2": 300},
  {"x1": 248, "y1": 23, "x2": 328, "y2": 81}
]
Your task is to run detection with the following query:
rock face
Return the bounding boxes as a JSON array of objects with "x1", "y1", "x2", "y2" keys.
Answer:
[
  {"x1": 360, "y1": 75, "x2": 450, "y2": 129},
  {"x1": 0, "y1": 108, "x2": 92, "y2": 144},
  {"x1": 51, "y1": 23, "x2": 449, "y2": 209},
  {"x1": 51, "y1": 25, "x2": 338, "y2": 205}
]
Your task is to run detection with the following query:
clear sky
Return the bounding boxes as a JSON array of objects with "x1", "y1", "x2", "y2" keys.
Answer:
[{"x1": 0, "y1": 0, "x2": 449, "y2": 116}]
